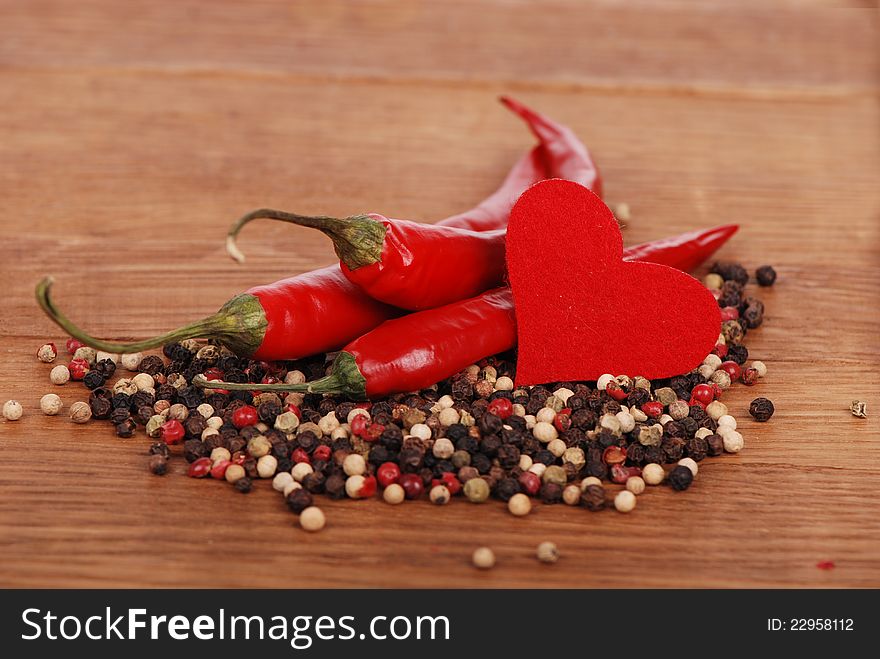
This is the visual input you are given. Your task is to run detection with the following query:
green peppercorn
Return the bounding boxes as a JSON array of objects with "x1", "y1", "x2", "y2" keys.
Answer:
[{"x1": 463, "y1": 477, "x2": 490, "y2": 503}]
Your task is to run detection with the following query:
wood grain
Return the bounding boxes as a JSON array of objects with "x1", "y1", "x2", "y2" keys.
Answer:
[{"x1": 0, "y1": 0, "x2": 878, "y2": 588}]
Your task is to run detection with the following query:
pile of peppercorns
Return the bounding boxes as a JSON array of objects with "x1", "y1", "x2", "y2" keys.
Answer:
[{"x1": 13, "y1": 262, "x2": 777, "y2": 533}]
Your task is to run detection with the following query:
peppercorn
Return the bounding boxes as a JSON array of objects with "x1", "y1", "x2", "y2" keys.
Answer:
[
  {"x1": 741, "y1": 367, "x2": 759, "y2": 386},
  {"x1": 399, "y1": 473, "x2": 424, "y2": 500},
  {"x1": 756, "y1": 265, "x2": 776, "y2": 286},
  {"x1": 749, "y1": 397, "x2": 775, "y2": 422},
  {"x1": 286, "y1": 488, "x2": 313, "y2": 513},
  {"x1": 39, "y1": 393, "x2": 62, "y2": 416},
  {"x1": 37, "y1": 343, "x2": 58, "y2": 363},
  {"x1": 508, "y1": 492, "x2": 531, "y2": 516},
  {"x1": 463, "y1": 477, "x2": 490, "y2": 503},
  {"x1": 711, "y1": 261, "x2": 749, "y2": 285},
  {"x1": 642, "y1": 463, "x2": 665, "y2": 485},
  {"x1": 69, "y1": 401, "x2": 91, "y2": 424},
  {"x1": 299, "y1": 506, "x2": 326, "y2": 532},
  {"x1": 383, "y1": 483, "x2": 405, "y2": 504},
  {"x1": 614, "y1": 490, "x2": 636, "y2": 513},
  {"x1": 149, "y1": 454, "x2": 168, "y2": 475},
  {"x1": 580, "y1": 484, "x2": 605, "y2": 511},
  {"x1": 539, "y1": 482, "x2": 563, "y2": 504},
  {"x1": 668, "y1": 465, "x2": 694, "y2": 491},
  {"x1": 429, "y1": 484, "x2": 450, "y2": 504},
  {"x1": 472, "y1": 547, "x2": 496, "y2": 570},
  {"x1": 536, "y1": 541, "x2": 559, "y2": 564},
  {"x1": 115, "y1": 418, "x2": 136, "y2": 437},
  {"x1": 851, "y1": 400, "x2": 867, "y2": 419}
]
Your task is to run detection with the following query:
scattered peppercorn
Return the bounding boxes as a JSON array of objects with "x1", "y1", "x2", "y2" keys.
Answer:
[
  {"x1": 749, "y1": 397, "x2": 775, "y2": 422},
  {"x1": 850, "y1": 400, "x2": 867, "y2": 419},
  {"x1": 69, "y1": 401, "x2": 91, "y2": 424},
  {"x1": 668, "y1": 465, "x2": 694, "y2": 491},
  {"x1": 536, "y1": 541, "x2": 559, "y2": 563},
  {"x1": 37, "y1": 343, "x2": 58, "y2": 363},
  {"x1": 755, "y1": 265, "x2": 777, "y2": 286},
  {"x1": 149, "y1": 454, "x2": 168, "y2": 475},
  {"x1": 472, "y1": 547, "x2": 496, "y2": 570}
]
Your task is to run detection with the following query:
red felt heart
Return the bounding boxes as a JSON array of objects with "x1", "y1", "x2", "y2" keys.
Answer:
[{"x1": 506, "y1": 179, "x2": 721, "y2": 384}]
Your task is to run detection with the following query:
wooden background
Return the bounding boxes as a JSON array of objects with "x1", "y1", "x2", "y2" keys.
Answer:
[{"x1": 1, "y1": 0, "x2": 878, "y2": 588}]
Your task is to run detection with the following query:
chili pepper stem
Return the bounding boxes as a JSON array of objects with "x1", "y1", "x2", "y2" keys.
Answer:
[
  {"x1": 195, "y1": 351, "x2": 368, "y2": 399},
  {"x1": 226, "y1": 208, "x2": 387, "y2": 270},
  {"x1": 35, "y1": 276, "x2": 267, "y2": 356}
]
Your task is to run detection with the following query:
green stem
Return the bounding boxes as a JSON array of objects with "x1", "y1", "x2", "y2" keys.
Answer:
[
  {"x1": 226, "y1": 208, "x2": 387, "y2": 270},
  {"x1": 194, "y1": 351, "x2": 368, "y2": 399},
  {"x1": 35, "y1": 276, "x2": 267, "y2": 356}
]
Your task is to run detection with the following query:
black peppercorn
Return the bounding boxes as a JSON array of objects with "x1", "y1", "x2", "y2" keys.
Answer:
[
  {"x1": 302, "y1": 471, "x2": 326, "y2": 494},
  {"x1": 685, "y1": 437, "x2": 708, "y2": 462},
  {"x1": 115, "y1": 418, "x2": 137, "y2": 438},
  {"x1": 93, "y1": 358, "x2": 116, "y2": 379},
  {"x1": 749, "y1": 397, "x2": 775, "y2": 422},
  {"x1": 135, "y1": 405, "x2": 154, "y2": 425},
  {"x1": 726, "y1": 344, "x2": 749, "y2": 365},
  {"x1": 130, "y1": 390, "x2": 155, "y2": 411},
  {"x1": 756, "y1": 265, "x2": 776, "y2": 286},
  {"x1": 668, "y1": 465, "x2": 694, "y2": 491},
  {"x1": 89, "y1": 394, "x2": 112, "y2": 420},
  {"x1": 495, "y1": 477, "x2": 520, "y2": 501},
  {"x1": 184, "y1": 414, "x2": 208, "y2": 438},
  {"x1": 137, "y1": 355, "x2": 166, "y2": 376},
  {"x1": 471, "y1": 453, "x2": 492, "y2": 474},
  {"x1": 109, "y1": 407, "x2": 131, "y2": 425},
  {"x1": 148, "y1": 442, "x2": 170, "y2": 458},
  {"x1": 706, "y1": 434, "x2": 724, "y2": 457},
  {"x1": 149, "y1": 454, "x2": 168, "y2": 475},
  {"x1": 234, "y1": 476, "x2": 253, "y2": 493},
  {"x1": 581, "y1": 484, "x2": 606, "y2": 511},
  {"x1": 325, "y1": 473, "x2": 346, "y2": 499},
  {"x1": 711, "y1": 261, "x2": 749, "y2": 285},
  {"x1": 111, "y1": 393, "x2": 131, "y2": 409},
  {"x1": 183, "y1": 439, "x2": 209, "y2": 462}
]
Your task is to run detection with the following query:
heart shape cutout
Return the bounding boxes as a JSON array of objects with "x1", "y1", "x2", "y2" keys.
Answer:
[{"x1": 506, "y1": 179, "x2": 721, "y2": 384}]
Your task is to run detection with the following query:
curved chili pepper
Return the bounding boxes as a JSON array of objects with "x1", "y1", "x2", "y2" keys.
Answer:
[
  {"x1": 224, "y1": 97, "x2": 602, "y2": 311},
  {"x1": 197, "y1": 224, "x2": 738, "y2": 399}
]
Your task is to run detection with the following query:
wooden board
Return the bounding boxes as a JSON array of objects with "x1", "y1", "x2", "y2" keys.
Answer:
[{"x1": 0, "y1": 1, "x2": 878, "y2": 588}]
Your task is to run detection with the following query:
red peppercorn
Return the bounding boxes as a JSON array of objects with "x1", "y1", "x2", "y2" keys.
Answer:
[
  {"x1": 602, "y1": 445, "x2": 627, "y2": 465},
  {"x1": 711, "y1": 383, "x2": 724, "y2": 399},
  {"x1": 741, "y1": 367, "x2": 759, "y2": 386},
  {"x1": 231, "y1": 451, "x2": 247, "y2": 466},
  {"x1": 350, "y1": 414, "x2": 369, "y2": 437},
  {"x1": 691, "y1": 383, "x2": 715, "y2": 406},
  {"x1": 440, "y1": 472, "x2": 462, "y2": 496},
  {"x1": 688, "y1": 397, "x2": 706, "y2": 410},
  {"x1": 286, "y1": 403, "x2": 302, "y2": 418},
  {"x1": 553, "y1": 408, "x2": 572, "y2": 432},
  {"x1": 605, "y1": 382, "x2": 627, "y2": 401},
  {"x1": 377, "y1": 462, "x2": 401, "y2": 488},
  {"x1": 610, "y1": 464, "x2": 641, "y2": 484},
  {"x1": 399, "y1": 473, "x2": 424, "y2": 500},
  {"x1": 68, "y1": 357, "x2": 90, "y2": 381},
  {"x1": 160, "y1": 419, "x2": 185, "y2": 445},
  {"x1": 232, "y1": 405, "x2": 258, "y2": 429},
  {"x1": 291, "y1": 448, "x2": 311, "y2": 465},
  {"x1": 487, "y1": 398, "x2": 513, "y2": 419},
  {"x1": 518, "y1": 471, "x2": 541, "y2": 496},
  {"x1": 719, "y1": 361, "x2": 742, "y2": 381},
  {"x1": 641, "y1": 401, "x2": 663, "y2": 419},
  {"x1": 203, "y1": 367, "x2": 225, "y2": 381},
  {"x1": 358, "y1": 475, "x2": 378, "y2": 498},
  {"x1": 188, "y1": 457, "x2": 213, "y2": 478},
  {"x1": 712, "y1": 343, "x2": 729, "y2": 359},
  {"x1": 312, "y1": 445, "x2": 331, "y2": 462},
  {"x1": 210, "y1": 459, "x2": 232, "y2": 479},
  {"x1": 261, "y1": 375, "x2": 279, "y2": 385},
  {"x1": 364, "y1": 422, "x2": 385, "y2": 442},
  {"x1": 720, "y1": 306, "x2": 740, "y2": 321},
  {"x1": 65, "y1": 338, "x2": 84, "y2": 354}
]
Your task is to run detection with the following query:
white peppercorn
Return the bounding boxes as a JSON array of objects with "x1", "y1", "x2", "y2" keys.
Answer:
[
  {"x1": 702, "y1": 353, "x2": 722, "y2": 370},
  {"x1": 73, "y1": 346, "x2": 97, "y2": 365},
  {"x1": 410, "y1": 423, "x2": 432, "y2": 440},
  {"x1": 616, "y1": 411, "x2": 636, "y2": 433},
  {"x1": 40, "y1": 393, "x2": 63, "y2": 416},
  {"x1": 717, "y1": 414, "x2": 737, "y2": 429},
  {"x1": 37, "y1": 343, "x2": 58, "y2": 363},
  {"x1": 553, "y1": 387, "x2": 574, "y2": 404},
  {"x1": 131, "y1": 372, "x2": 154, "y2": 391},
  {"x1": 210, "y1": 447, "x2": 232, "y2": 463},
  {"x1": 518, "y1": 454, "x2": 533, "y2": 471},
  {"x1": 528, "y1": 463, "x2": 547, "y2": 478},
  {"x1": 436, "y1": 394, "x2": 455, "y2": 410},
  {"x1": 50, "y1": 365, "x2": 70, "y2": 385},
  {"x1": 596, "y1": 373, "x2": 614, "y2": 391},
  {"x1": 282, "y1": 480, "x2": 302, "y2": 497},
  {"x1": 299, "y1": 506, "x2": 326, "y2": 532},
  {"x1": 535, "y1": 407, "x2": 556, "y2": 424},
  {"x1": 383, "y1": 483, "x2": 405, "y2": 505},
  {"x1": 3, "y1": 400, "x2": 23, "y2": 421},
  {"x1": 508, "y1": 493, "x2": 531, "y2": 516},
  {"x1": 120, "y1": 352, "x2": 142, "y2": 371},
  {"x1": 225, "y1": 464, "x2": 246, "y2": 483},
  {"x1": 642, "y1": 463, "x2": 665, "y2": 485},
  {"x1": 146, "y1": 415, "x2": 164, "y2": 438},
  {"x1": 167, "y1": 403, "x2": 189, "y2": 421},
  {"x1": 668, "y1": 400, "x2": 690, "y2": 420},
  {"x1": 345, "y1": 475, "x2": 367, "y2": 499},
  {"x1": 69, "y1": 401, "x2": 91, "y2": 424},
  {"x1": 710, "y1": 369, "x2": 732, "y2": 390},
  {"x1": 472, "y1": 547, "x2": 496, "y2": 570},
  {"x1": 342, "y1": 453, "x2": 366, "y2": 477},
  {"x1": 562, "y1": 447, "x2": 585, "y2": 469},
  {"x1": 432, "y1": 437, "x2": 455, "y2": 459},
  {"x1": 600, "y1": 413, "x2": 622, "y2": 434},
  {"x1": 291, "y1": 462, "x2": 314, "y2": 482},
  {"x1": 274, "y1": 411, "x2": 299, "y2": 433},
  {"x1": 512, "y1": 403, "x2": 527, "y2": 417},
  {"x1": 438, "y1": 407, "x2": 460, "y2": 427},
  {"x1": 614, "y1": 490, "x2": 637, "y2": 513},
  {"x1": 284, "y1": 369, "x2": 307, "y2": 385},
  {"x1": 536, "y1": 541, "x2": 559, "y2": 563},
  {"x1": 722, "y1": 431, "x2": 745, "y2": 453},
  {"x1": 562, "y1": 484, "x2": 581, "y2": 506},
  {"x1": 698, "y1": 364, "x2": 716, "y2": 379},
  {"x1": 273, "y1": 471, "x2": 294, "y2": 492},
  {"x1": 532, "y1": 421, "x2": 557, "y2": 443},
  {"x1": 429, "y1": 485, "x2": 450, "y2": 505},
  {"x1": 257, "y1": 455, "x2": 278, "y2": 478},
  {"x1": 626, "y1": 476, "x2": 646, "y2": 495},
  {"x1": 318, "y1": 411, "x2": 340, "y2": 435},
  {"x1": 630, "y1": 407, "x2": 648, "y2": 422},
  {"x1": 206, "y1": 416, "x2": 223, "y2": 429},
  {"x1": 112, "y1": 378, "x2": 138, "y2": 396},
  {"x1": 547, "y1": 438, "x2": 566, "y2": 458},
  {"x1": 196, "y1": 403, "x2": 214, "y2": 419},
  {"x1": 706, "y1": 400, "x2": 728, "y2": 421},
  {"x1": 96, "y1": 351, "x2": 117, "y2": 364},
  {"x1": 330, "y1": 425, "x2": 350, "y2": 441},
  {"x1": 494, "y1": 376, "x2": 514, "y2": 391},
  {"x1": 750, "y1": 360, "x2": 768, "y2": 377}
]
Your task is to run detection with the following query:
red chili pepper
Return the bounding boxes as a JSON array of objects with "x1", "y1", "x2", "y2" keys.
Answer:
[
  {"x1": 224, "y1": 97, "x2": 602, "y2": 311},
  {"x1": 199, "y1": 225, "x2": 739, "y2": 399},
  {"x1": 622, "y1": 224, "x2": 738, "y2": 271}
]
